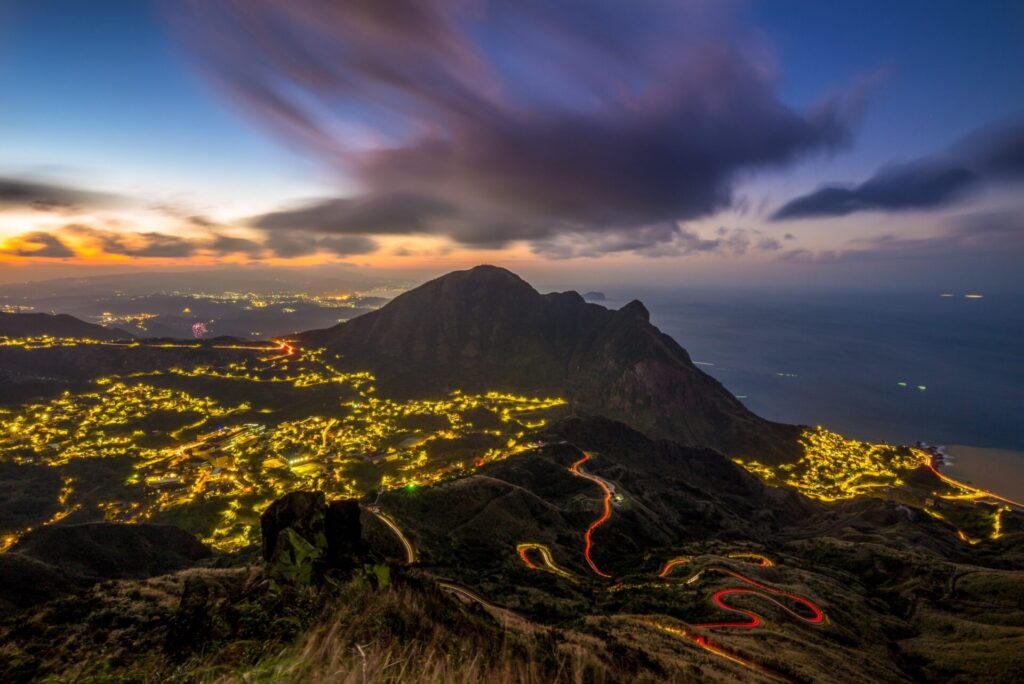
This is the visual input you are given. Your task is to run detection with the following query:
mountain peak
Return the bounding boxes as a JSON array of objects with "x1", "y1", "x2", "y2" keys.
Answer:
[
  {"x1": 301, "y1": 266, "x2": 792, "y2": 457},
  {"x1": 432, "y1": 264, "x2": 535, "y2": 292},
  {"x1": 619, "y1": 299, "x2": 649, "y2": 322}
]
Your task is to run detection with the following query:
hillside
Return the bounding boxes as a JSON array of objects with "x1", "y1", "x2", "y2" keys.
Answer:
[
  {"x1": 2, "y1": 417, "x2": 1021, "y2": 683},
  {"x1": 302, "y1": 265, "x2": 799, "y2": 459},
  {"x1": 0, "y1": 312, "x2": 130, "y2": 341}
]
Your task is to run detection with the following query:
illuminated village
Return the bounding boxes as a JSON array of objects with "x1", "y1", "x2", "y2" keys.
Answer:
[
  {"x1": 0, "y1": 336, "x2": 566, "y2": 551},
  {"x1": 734, "y1": 427, "x2": 1020, "y2": 542},
  {"x1": 733, "y1": 427, "x2": 925, "y2": 502}
]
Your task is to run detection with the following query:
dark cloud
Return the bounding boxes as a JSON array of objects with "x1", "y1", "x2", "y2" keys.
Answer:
[
  {"x1": 0, "y1": 177, "x2": 118, "y2": 211},
  {"x1": 210, "y1": 234, "x2": 265, "y2": 255},
  {"x1": 253, "y1": 193, "x2": 456, "y2": 235},
  {"x1": 773, "y1": 120, "x2": 1024, "y2": 220},
  {"x1": 1, "y1": 231, "x2": 75, "y2": 258},
  {"x1": 318, "y1": 235, "x2": 378, "y2": 257},
  {"x1": 122, "y1": 232, "x2": 199, "y2": 258},
  {"x1": 263, "y1": 232, "x2": 316, "y2": 259},
  {"x1": 263, "y1": 231, "x2": 378, "y2": 258},
  {"x1": 172, "y1": 1, "x2": 862, "y2": 255}
]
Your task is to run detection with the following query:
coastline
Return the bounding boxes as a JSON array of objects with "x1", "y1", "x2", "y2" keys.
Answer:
[{"x1": 940, "y1": 444, "x2": 1024, "y2": 505}]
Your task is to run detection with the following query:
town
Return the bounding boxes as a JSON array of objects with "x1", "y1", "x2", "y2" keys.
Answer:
[{"x1": 0, "y1": 336, "x2": 566, "y2": 551}]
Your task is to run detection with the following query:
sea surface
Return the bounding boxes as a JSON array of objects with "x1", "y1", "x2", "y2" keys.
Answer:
[{"x1": 616, "y1": 290, "x2": 1024, "y2": 459}]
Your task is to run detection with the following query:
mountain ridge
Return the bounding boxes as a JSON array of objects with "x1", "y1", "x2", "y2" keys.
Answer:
[
  {"x1": 0, "y1": 312, "x2": 131, "y2": 341},
  {"x1": 301, "y1": 265, "x2": 799, "y2": 458}
]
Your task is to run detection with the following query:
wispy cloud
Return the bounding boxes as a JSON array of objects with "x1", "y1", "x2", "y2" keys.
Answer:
[
  {"x1": 0, "y1": 177, "x2": 121, "y2": 212},
  {"x1": 773, "y1": 120, "x2": 1024, "y2": 220},
  {"x1": 531, "y1": 224, "x2": 783, "y2": 259}
]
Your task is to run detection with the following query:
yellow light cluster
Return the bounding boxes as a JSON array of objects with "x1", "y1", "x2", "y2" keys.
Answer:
[
  {"x1": 734, "y1": 427, "x2": 924, "y2": 502},
  {"x1": 1, "y1": 335, "x2": 566, "y2": 552},
  {"x1": 0, "y1": 382, "x2": 245, "y2": 466}
]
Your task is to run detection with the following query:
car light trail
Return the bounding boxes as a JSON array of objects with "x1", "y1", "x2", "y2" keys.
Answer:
[
  {"x1": 366, "y1": 507, "x2": 416, "y2": 564},
  {"x1": 693, "y1": 567, "x2": 824, "y2": 629},
  {"x1": 516, "y1": 542, "x2": 579, "y2": 582},
  {"x1": 658, "y1": 556, "x2": 692, "y2": 577},
  {"x1": 656, "y1": 555, "x2": 824, "y2": 629},
  {"x1": 924, "y1": 460, "x2": 1024, "y2": 510},
  {"x1": 726, "y1": 552, "x2": 774, "y2": 567},
  {"x1": 570, "y1": 451, "x2": 614, "y2": 578},
  {"x1": 626, "y1": 616, "x2": 791, "y2": 682}
]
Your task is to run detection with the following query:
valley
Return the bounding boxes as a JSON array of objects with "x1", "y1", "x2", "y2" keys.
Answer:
[{"x1": 0, "y1": 267, "x2": 1021, "y2": 683}]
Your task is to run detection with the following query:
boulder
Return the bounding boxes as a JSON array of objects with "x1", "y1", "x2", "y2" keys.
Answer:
[
  {"x1": 324, "y1": 498, "x2": 364, "y2": 572},
  {"x1": 260, "y1": 491, "x2": 327, "y2": 563},
  {"x1": 260, "y1": 492, "x2": 365, "y2": 582}
]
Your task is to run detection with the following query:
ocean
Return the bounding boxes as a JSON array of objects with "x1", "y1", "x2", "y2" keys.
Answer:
[{"x1": 625, "y1": 289, "x2": 1024, "y2": 454}]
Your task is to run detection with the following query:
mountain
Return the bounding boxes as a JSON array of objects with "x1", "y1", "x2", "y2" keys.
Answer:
[
  {"x1": 301, "y1": 265, "x2": 798, "y2": 458},
  {"x1": 0, "y1": 312, "x2": 130, "y2": 340},
  {"x1": 0, "y1": 523, "x2": 212, "y2": 615}
]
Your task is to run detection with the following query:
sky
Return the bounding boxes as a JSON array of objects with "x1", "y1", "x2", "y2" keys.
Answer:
[{"x1": 1, "y1": 0, "x2": 1023, "y2": 292}]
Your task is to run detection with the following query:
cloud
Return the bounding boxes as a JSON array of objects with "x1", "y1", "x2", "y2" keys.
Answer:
[
  {"x1": 209, "y1": 234, "x2": 265, "y2": 255},
  {"x1": 531, "y1": 224, "x2": 783, "y2": 259},
  {"x1": 263, "y1": 231, "x2": 378, "y2": 258},
  {"x1": 0, "y1": 231, "x2": 75, "y2": 258},
  {"x1": 773, "y1": 120, "x2": 1024, "y2": 220},
  {"x1": 1, "y1": 221, "x2": 381, "y2": 262},
  {"x1": 171, "y1": 1, "x2": 863, "y2": 255},
  {"x1": 779, "y1": 211, "x2": 1024, "y2": 263},
  {"x1": 63, "y1": 225, "x2": 199, "y2": 258},
  {"x1": 0, "y1": 177, "x2": 119, "y2": 212},
  {"x1": 318, "y1": 235, "x2": 378, "y2": 257},
  {"x1": 253, "y1": 193, "x2": 456, "y2": 235}
]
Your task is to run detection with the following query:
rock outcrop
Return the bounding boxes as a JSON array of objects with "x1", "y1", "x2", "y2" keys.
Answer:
[{"x1": 260, "y1": 492, "x2": 364, "y2": 583}]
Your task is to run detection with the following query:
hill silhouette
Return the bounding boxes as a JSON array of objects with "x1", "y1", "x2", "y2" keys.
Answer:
[{"x1": 0, "y1": 312, "x2": 130, "y2": 340}]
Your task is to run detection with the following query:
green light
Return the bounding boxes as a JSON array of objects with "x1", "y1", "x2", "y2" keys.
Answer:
[{"x1": 405, "y1": 483, "x2": 418, "y2": 492}]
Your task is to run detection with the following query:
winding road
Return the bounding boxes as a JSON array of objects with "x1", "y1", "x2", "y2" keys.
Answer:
[
  {"x1": 556, "y1": 446, "x2": 825, "y2": 677},
  {"x1": 369, "y1": 443, "x2": 827, "y2": 681},
  {"x1": 570, "y1": 451, "x2": 614, "y2": 578},
  {"x1": 365, "y1": 505, "x2": 416, "y2": 564}
]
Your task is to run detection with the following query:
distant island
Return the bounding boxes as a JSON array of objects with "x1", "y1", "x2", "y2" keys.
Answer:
[{"x1": 582, "y1": 291, "x2": 606, "y2": 301}]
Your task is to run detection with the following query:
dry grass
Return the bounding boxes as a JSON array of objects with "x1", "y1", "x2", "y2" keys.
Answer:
[{"x1": 215, "y1": 580, "x2": 612, "y2": 684}]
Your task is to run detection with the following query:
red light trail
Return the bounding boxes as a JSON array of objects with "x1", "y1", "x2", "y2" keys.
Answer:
[
  {"x1": 565, "y1": 450, "x2": 824, "y2": 631},
  {"x1": 570, "y1": 451, "x2": 614, "y2": 578},
  {"x1": 507, "y1": 445, "x2": 826, "y2": 677},
  {"x1": 518, "y1": 544, "x2": 538, "y2": 569},
  {"x1": 658, "y1": 559, "x2": 823, "y2": 629},
  {"x1": 691, "y1": 568, "x2": 824, "y2": 629}
]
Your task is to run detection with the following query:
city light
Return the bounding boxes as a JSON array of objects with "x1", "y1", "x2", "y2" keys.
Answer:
[{"x1": 0, "y1": 335, "x2": 566, "y2": 550}]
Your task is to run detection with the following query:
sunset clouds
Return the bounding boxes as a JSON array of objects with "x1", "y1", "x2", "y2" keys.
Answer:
[
  {"x1": 2, "y1": 1, "x2": 1023, "y2": 288},
  {"x1": 172, "y1": 0, "x2": 861, "y2": 256}
]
